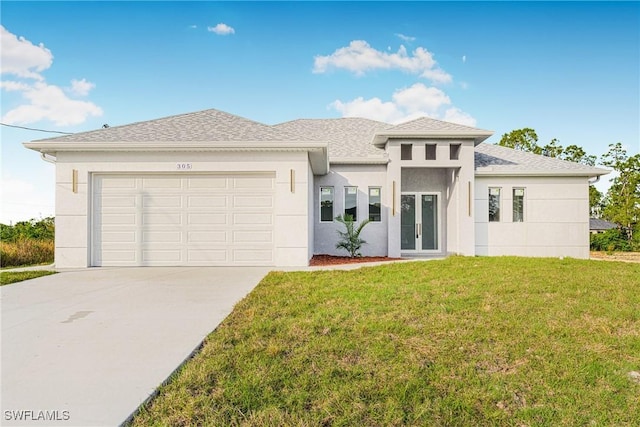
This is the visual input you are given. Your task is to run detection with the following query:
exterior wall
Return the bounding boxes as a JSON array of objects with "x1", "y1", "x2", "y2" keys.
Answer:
[
  {"x1": 307, "y1": 162, "x2": 315, "y2": 261},
  {"x1": 475, "y1": 176, "x2": 591, "y2": 259},
  {"x1": 386, "y1": 139, "x2": 476, "y2": 257},
  {"x1": 313, "y1": 164, "x2": 388, "y2": 256},
  {"x1": 53, "y1": 150, "x2": 311, "y2": 268}
]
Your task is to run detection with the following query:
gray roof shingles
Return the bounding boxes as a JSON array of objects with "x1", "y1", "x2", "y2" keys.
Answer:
[
  {"x1": 475, "y1": 143, "x2": 608, "y2": 176},
  {"x1": 29, "y1": 108, "x2": 609, "y2": 176}
]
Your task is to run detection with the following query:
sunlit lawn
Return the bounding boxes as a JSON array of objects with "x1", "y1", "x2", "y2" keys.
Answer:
[{"x1": 131, "y1": 257, "x2": 640, "y2": 426}]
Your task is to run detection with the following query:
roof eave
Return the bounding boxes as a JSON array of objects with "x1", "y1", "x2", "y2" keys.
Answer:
[
  {"x1": 475, "y1": 168, "x2": 610, "y2": 177},
  {"x1": 373, "y1": 130, "x2": 494, "y2": 147},
  {"x1": 329, "y1": 156, "x2": 389, "y2": 165}
]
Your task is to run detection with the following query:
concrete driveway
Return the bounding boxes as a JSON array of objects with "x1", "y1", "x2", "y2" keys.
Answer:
[{"x1": 1, "y1": 267, "x2": 269, "y2": 426}]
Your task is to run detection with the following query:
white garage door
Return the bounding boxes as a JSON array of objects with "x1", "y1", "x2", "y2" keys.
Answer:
[{"x1": 92, "y1": 173, "x2": 275, "y2": 266}]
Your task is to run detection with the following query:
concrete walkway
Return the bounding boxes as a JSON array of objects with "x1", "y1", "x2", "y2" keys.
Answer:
[{"x1": 1, "y1": 267, "x2": 269, "y2": 426}]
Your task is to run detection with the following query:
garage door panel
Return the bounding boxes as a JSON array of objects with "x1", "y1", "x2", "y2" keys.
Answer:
[
  {"x1": 187, "y1": 177, "x2": 227, "y2": 189},
  {"x1": 142, "y1": 178, "x2": 182, "y2": 189},
  {"x1": 143, "y1": 250, "x2": 182, "y2": 262},
  {"x1": 233, "y1": 212, "x2": 272, "y2": 225},
  {"x1": 101, "y1": 231, "x2": 137, "y2": 243},
  {"x1": 188, "y1": 231, "x2": 227, "y2": 243},
  {"x1": 187, "y1": 195, "x2": 227, "y2": 208},
  {"x1": 100, "y1": 196, "x2": 137, "y2": 208},
  {"x1": 93, "y1": 173, "x2": 274, "y2": 266},
  {"x1": 188, "y1": 213, "x2": 228, "y2": 225},
  {"x1": 143, "y1": 213, "x2": 182, "y2": 225},
  {"x1": 233, "y1": 230, "x2": 272, "y2": 243},
  {"x1": 99, "y1": 177, "x2": 138, "y2": 190},
  {"x1": 233, "y1": 195, "x2": 273, "y2": 208},
  {"x1": 233, "y1": 177, "x2": 273, "y2": 189},
  {"x1": 143, "y1": 231, "x2": 182, "y2": 243},
  {"x1": 143, "y1": 196, "x2": 182, "y2": 208},
  {"x1": 188, "y1": 249, "x2": 228, "y2": 262},
  {"x1": 101, "y1": 214, "x2": 137, "y2": 225}
]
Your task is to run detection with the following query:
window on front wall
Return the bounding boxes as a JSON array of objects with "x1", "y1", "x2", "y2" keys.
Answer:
[
  {"x1": 488, "y1": 187, "x2": 501, "y2": 222},
  {"x1": 344, "y1": 186, "x2": 357, "y2": 220},
  {"x1": 320, "y1": 187, "x2": 334, "y2": 222},
  {"x1": 368, "y1": 187, "x2": 381, "y2": 222},
  {"x1": 426, "y1": 144, "x2": 437, "y2": 160},
  {"x1": 513, "y1": 188, "x2": 525, "y2": 222},
  {"x1": 401, "y1": 144, "x2": 412, "y2": 160},
  {"x1": 450, "y1": 144, "x2": 461, "y2": 160}
]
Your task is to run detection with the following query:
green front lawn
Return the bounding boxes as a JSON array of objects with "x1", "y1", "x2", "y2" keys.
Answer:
[
  {"x1": 131, "y1": 257, "x2": 640, "y2": 426},
  {"x1": 0, "y1": 270, "x2": 57, "y2": 286}
]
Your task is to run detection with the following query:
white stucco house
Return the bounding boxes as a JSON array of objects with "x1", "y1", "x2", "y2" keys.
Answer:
[{"x1": 24, "y1": 108, "x2": 609, "y2": 268}]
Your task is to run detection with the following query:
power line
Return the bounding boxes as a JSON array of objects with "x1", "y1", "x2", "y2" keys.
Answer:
[{"x1": 0, "y1": 122, "x2": 74, "y2": 135}]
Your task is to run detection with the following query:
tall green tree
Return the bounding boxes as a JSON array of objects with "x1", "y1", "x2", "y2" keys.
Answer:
[
  {"x1": 498, "y1": 128, "x2": 542, "y2": 154},
  {"x1": 600, "y1": 143, "x2": 640, "y2": 242}
]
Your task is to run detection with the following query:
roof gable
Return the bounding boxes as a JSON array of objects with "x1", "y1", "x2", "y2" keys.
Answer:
[{"x1": 373, "y1": 116, "x2": 494, "y2": 146}]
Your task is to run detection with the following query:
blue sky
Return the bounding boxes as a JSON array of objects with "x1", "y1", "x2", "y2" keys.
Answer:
[{"x1": 1, "y1": 1, "x2": 639, "y2": 223}]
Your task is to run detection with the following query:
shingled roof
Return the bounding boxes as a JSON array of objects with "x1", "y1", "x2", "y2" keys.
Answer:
[
  {"x1": 274, "y1": 118, "x2": 390, "y2": 160},
  {"x1": 33, "y1": 109, "x2": 310, "y2": 143},
  {"x1": 475, "y1": 143, "x2": 609, "y2": 176}
]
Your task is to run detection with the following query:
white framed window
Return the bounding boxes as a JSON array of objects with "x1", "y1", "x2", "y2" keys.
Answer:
[
  {"x1": 513, "y1": 188, "x2": 525, "y2": 222},
  {"x1": 344, "y1": 186, "x2": 358, "y2": 220},
  {"x1": 368, "y1": 187, "x2": 381, "y2": 222},
  {"x1": 320, "y1": 187, "x2": 334, "y2": 222},
  {"x1": 489, "y1": 187, "x2": 501, "y2": 222},
  {"x1": 426, "y1": 144, "x2": 437, "y2": 160}
]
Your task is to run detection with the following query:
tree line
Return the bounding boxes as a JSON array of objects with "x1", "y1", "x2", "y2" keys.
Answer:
[{"x1": 498, "y1": 128, "x2": 639, "y2": 250}]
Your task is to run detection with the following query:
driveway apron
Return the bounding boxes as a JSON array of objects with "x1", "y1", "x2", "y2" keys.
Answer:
[{"x1": 1, "y1": 267, "x2": 268, "y2": 426}]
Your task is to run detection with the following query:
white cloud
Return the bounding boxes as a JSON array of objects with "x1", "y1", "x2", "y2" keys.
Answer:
[
  {"x1": 395, "y1": 33, "x2": 416, "y2": 42},
  {"x1": 2, "y1": 81, "x2": 103, "y2": 126},
  {"x1": 330, "y1": 83, "x2": 476, "y2": 126},
  {"x1": 0, "y1": 25, "x2": 53, "y2": 80},
  {"x1": 189, "y1": 24, "x2": 197, "y2": 29},
  {"x1": 462, "y1": 55, "x2": 466, "y2": 63},
  {"x1": 0, "y1": 27, "x2": 103, "y2": 127},
  {"x1": 331, "y1": 97, "x2": 403, "y2": 123},
  {"x1": 69, "y1": 78, "x2": 95, "y2": 96},
  {"x1": 313, "y1": 40, "x2": 452, "y2": 84},
  {"x1": 208, "y1": 23, "x2": 235, "y2": 35}
]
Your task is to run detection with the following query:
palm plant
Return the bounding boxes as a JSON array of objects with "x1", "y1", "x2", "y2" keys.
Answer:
[{"x1": 335, "y1": 214, "x2": 370, "y2": 257}]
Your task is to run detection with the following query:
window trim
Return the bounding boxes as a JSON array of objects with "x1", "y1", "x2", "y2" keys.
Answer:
[
  {"x1": 368, "y1": 187, "x2": 382, "y2": 222},
  {"x1": 450, "y1": 144, "x2": 461, "y2": 160},
  {"x1": 344, "y1": 186, "x2": 358, "y2": 221},
  {"x1": 488, "y1": 187, "x2": 501, "y2": 222},
  {"x1": 319, "y1": 186, "x2": 334, "y2": 223},
  {"x1": 513, "y1": 187, "x2": 525, "y2": 222}
]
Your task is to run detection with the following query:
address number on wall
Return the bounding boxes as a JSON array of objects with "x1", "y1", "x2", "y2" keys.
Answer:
[{"x1": 176, "y1": 163, "x2": 193, "y2": 170}]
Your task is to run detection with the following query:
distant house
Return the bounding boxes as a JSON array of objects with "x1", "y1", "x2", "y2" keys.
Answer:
[
  {"x1": 24, "y1": 108, "x2": 609, "y2": 268},
  {"x1": 589, "y1": 218, "x2": 618, "y2": 234}
]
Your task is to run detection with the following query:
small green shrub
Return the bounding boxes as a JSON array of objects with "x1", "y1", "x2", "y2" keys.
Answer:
[
  {"x1": 590, "y1": 228, "x2": 636, "y2": 252},
  {"x1": 1, "y1": 239, "x2": 55, "y2": 268},
  {"x1": 335, "y1": 214, "x2": 370, "y2": 257}
]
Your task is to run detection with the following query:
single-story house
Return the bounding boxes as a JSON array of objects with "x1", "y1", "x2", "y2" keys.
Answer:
[
  {"x1": 24, "y1": 108, "x2": 609, "y2": 268},
  {"x1": 589, "y1": 218, "x2": 618, "y2": 234}
]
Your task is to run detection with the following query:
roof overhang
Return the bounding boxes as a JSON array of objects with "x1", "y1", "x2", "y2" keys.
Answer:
[
  {"x1": 373, "y1": 130, "x2": 494, "y2": 147},
  {"x1": 329, "y1": 156, "x2": 389, "y2": 165},
  {"x1": 23, "y1": 140, "x2": 330, "y2": 175}
]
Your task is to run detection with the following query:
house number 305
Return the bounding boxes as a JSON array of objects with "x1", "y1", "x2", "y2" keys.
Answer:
[{"x1": 176, "y1": 163, "x2": 193, "y2": 170}]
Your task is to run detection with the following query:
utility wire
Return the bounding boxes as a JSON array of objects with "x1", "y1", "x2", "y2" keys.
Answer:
[{"x1": 0, "y1": 122, "x2": 74, "y2": 135}]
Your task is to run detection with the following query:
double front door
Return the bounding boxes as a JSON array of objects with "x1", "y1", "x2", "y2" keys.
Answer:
[{"x1": 401, "y1": 193, "x2": 440, "y2": 252}]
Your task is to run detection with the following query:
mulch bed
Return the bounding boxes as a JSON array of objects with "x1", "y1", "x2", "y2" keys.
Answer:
[{"x1": 309, "y1": 254, "x2": 403, "y2": 266}]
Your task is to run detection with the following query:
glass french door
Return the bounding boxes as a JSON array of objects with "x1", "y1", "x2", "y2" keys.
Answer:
[{"x1": 401, "y1": 193, "x2": 440, "y2": 252}]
